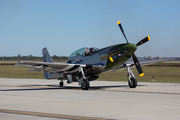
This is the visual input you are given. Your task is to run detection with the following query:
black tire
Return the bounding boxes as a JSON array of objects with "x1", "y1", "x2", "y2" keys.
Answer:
[
  {"x1": 81, "y1": 79, "x2": 90, "y2": 90},
  {"x1": 59, "y1": 82, "x2": 63, "y2": 87},
  {"x1": 128, "y1": 77, "x2": 137, "y2": 88}
]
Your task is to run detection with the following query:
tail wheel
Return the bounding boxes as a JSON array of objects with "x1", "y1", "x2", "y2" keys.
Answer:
[
  {"x1": 128, "y1": 77, "x2": 137, "y2": 88},
  {"x1": 59, "y1": 81, "x2": 63, "y2": 87},
  {"x1": 81, "y1": 79, "x2": 90, "y2": 90}
]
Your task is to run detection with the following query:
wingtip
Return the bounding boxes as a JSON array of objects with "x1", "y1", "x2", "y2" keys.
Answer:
[
  {"x1": 117, "y1": 21, "x2": 121, "y2": 25},
  {"x1": 147, "y1": 36, "x2": 150, "y2": 41}
]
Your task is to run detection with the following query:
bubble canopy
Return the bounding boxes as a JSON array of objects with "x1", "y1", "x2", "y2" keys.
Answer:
[
  {"x1": 69, "y1": 47, "x2": 99, "y2": 58},
  {"x1": 69, "y1": 47, "x2": 87, "y2": 58}
]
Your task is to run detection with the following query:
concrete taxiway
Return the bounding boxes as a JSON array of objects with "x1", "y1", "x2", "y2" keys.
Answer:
[{"x1": 0, "y1": 78, "x2": 180, "y2": 120}]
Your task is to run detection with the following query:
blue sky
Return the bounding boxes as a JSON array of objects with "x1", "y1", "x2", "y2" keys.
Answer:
[{"x1": 0, "y1": 0, "x2": 180, "y2": 57}]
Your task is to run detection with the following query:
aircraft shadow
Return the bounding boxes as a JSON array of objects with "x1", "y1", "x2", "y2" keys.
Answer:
[{"x1": 0, "y1": 84, "x2": 146, "y2": 91}]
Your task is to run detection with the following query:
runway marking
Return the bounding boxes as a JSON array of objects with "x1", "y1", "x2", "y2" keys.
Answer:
[
  {"x1": 97, "y1": 90, "x2": 180, "y2": 95},
  {"x1": 0, "y1": 109, "x2": 112, "y2": 120},
  {"x1": 0, "y1": 85, "x2": 54, "y2": 88},
  {"x1": 1, "y1": 84, "x2": 180, "y2": 95}
]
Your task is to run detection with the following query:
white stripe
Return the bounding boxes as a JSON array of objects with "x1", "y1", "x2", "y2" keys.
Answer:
[
  {"x1": 56, "y1": 65, "x2": 75, "y2": 72},
  {"x1": 68, "y1": 67, "x2": 80, "y2": 73}
]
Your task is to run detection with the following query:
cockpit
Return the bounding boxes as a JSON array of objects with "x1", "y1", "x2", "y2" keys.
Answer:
[
  {"x1": 69, "y1": 47, "x2": 99, "y2": 58},
  {"x1": 84, "y1": 47, "x2": 99, "y2": 56}
]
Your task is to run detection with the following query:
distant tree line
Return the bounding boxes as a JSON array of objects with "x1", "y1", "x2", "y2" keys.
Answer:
[{"x1": 0, "y1": 54, "x2": 68, "y2": 61}]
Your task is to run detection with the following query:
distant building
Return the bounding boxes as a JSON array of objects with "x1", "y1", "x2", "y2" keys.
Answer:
[
  {"x1": 144, "y1": 57, "x2": 153, "y2": 60},
  {"x1": 156, "y1": 57, "x2": 161, "y2": 59},
  {"x1": 175, "y1": 57, "x2": 180, "y2": 61}
]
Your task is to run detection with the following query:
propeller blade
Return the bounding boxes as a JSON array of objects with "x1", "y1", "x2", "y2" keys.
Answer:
[
  {"x1": 136, "y1": 36, "x2": 150, "y2": 46},
  {"x1": 132, "y1": 53, "x2": 144, "y2": 77},
  {"x1": 117, "y1": 21, "x2": 129, "y2": 44}
]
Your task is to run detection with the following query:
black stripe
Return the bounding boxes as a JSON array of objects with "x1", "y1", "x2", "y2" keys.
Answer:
[{"x1": 66, "y1": 65, "x2": 80, "y2": 71}]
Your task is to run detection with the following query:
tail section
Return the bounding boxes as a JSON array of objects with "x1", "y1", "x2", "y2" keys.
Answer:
[
  {"x1": 42, "y1": 47, "x2": 53, "y2": 79},
  {"x1": 42, "y1": 47, "x2": 64, "y2": 80},
  {"x1": 42, "y1": 47, "x2": 53, "y2": 62}
]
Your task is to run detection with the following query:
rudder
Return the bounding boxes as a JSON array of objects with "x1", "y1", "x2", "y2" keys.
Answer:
[
  {"x1": 42, "y1": 47, "x2": 53, "y2": 79},
  {"x1": 42, "y1": 47, "x2": 53, "y2": 62}
]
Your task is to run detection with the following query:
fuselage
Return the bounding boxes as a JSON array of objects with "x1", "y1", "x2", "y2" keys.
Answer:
[{"x1": 67, "y1": 43, "x2": 137, "y2": 75}]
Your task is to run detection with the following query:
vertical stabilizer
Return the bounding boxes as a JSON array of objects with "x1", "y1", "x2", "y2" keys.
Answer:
[
  {"x1": 42, "y1": 47, "x2": 53, "y2": 62},
  {"x1": 42, "y1": 47, "x2": 53, "y2": 79}
]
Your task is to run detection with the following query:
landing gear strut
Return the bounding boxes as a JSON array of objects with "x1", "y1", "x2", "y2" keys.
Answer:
[
  {"x1": 126, "y1": 64, "x2": 137, "y2": 88},
  {"x1": 79, "y1": 66, "x2": 90, "y2": 90}
]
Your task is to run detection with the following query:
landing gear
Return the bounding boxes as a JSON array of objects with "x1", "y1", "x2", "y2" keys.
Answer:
[
  {"x1": 126, "y1": 64, "x2": 137, "y2": 88},
  {"x1": 59, "y1": 82, "x2": 63, "y2": 86},
  {"x1": 81, "y1": 79, "x2": 90, "y2": 90},
  {"x1": 59, "y1": 80, "x2": 64, "y2": 87},
  {"x1": 79, "y1": 66, "x2": 90, "y2": 90},
  {"x1": 128, "y1": 77, "x2": 137, "y2": 88}
]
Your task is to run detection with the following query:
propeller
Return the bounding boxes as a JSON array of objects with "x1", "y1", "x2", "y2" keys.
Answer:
[
  {"x1": 117, "y1": 21, "x2": 150, "y2": 77},
  {"x1": 117, "y1": 21, "x2": 129, "y2": 44},
  {"x1": 132, "y1": 53, "x2": 144, "y2": 77},
  {"x1": 136, "y1": 36, "x2": 150, "y2": 46}
]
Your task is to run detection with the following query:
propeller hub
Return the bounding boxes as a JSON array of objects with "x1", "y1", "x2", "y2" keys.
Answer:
[{"x1": 124, "y1": 43, "x2": 137, "y2": 56}]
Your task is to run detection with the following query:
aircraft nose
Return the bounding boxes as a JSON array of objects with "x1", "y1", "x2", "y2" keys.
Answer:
[{"x1": 125, "y1": 43, "x2": 137, "y2": 56}]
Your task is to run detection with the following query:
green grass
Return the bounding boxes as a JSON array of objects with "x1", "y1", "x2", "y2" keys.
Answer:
[
  {"x1": 150, "y1": 62, "x2": 180, "y2": 66},
  {"x1": 98, "y1": 66, "x2": 180, "y2": 83},
  {"x1": 0, "y1": 65, "x2": 44, "y2": 79},
  {"x1": 0, "y1": 63, "x2": 180, "y2": 83}
]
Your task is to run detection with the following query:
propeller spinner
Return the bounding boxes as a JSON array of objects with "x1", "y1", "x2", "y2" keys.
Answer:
[{"x1": 117, "y1": 21, "x2": 150, "y2": 77}]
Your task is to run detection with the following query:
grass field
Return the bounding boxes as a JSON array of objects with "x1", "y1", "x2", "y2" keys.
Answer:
[
  {"x1": 98, "y1": 66, "x2": 180, "y2": 83},
  {"x1": 0, "y1": 61, "x2": 180, "y2": 83},
  {"x1": 0, "y1": 65, "x2": 44, "y2": 79}
]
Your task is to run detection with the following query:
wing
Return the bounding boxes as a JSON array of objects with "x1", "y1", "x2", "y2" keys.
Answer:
[
  {"x1": 15, "y1": 61, "x2": 105, "y2": 74},
  {"x1": 15, "y1": 59, "x2": 167, "y2": 74},
  {"x1": 103, "y1": 59, "x2": 168, "y2": 73},
  {"x1": 134, "y1": 59, "x2": 168, "y2": 67}
]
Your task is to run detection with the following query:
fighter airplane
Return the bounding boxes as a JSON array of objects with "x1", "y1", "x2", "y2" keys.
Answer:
[{"x1": 15, "y1": 21, "x2": 162, "y2": 90}]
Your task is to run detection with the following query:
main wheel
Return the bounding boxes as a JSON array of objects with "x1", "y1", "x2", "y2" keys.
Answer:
[
  {"x1": 59, "y1": 81, "x2": 63, "y2": 87},
  {"x1": 128, "y1": 77, "x2": 137, "y2": 88},
  {"x1": 81, "y1": 79, "x2": 90, "y2": 90}
]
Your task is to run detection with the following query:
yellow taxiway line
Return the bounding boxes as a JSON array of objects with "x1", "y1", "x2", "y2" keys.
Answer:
[{"x1": 0, "y1": 109, "x2": 111, "y2": 120}]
